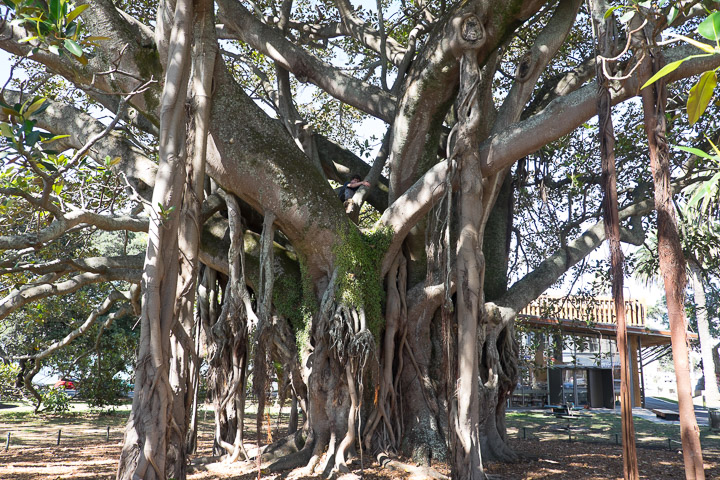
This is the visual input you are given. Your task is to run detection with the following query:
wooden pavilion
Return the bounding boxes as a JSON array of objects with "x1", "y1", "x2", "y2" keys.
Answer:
[{"x1": 516, "y1": 295, "x2": 698, "y2": 408}]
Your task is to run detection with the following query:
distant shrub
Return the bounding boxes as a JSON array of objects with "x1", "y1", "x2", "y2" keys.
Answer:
[
  {"x1": 79, "y1": 375, "x2": 126, "y2": 410},
  {"x1": 41, "y1": 387, "x2": 70, "y2": 413},
  {"x1": 0, "y1": 363, "x2": 22, "y2": 400}
]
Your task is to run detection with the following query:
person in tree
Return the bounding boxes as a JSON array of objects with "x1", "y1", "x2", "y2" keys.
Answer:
[{"x1": 341, "y1": 174, "x2": 371, "y2": 201}]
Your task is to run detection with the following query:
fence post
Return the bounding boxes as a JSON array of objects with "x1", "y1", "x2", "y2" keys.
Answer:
[
  {"x1": 106, "y1": 426, "x2": 110, "y2": 442},
  {"x1": 57, "y1": 429, "x2": 61, "y2": 446},
  {"x1": 523, "y1": 427, "x2": 526, "y2": 440},
  {"x1": 5, "y1": 432, "x2": 9, "y2": 451},
  {"x1": 615, "y1": 433, "x2": 619, "y2": 445},
  {"x1": 668, "y1": 438, "x2": 672, "y2": 451}
]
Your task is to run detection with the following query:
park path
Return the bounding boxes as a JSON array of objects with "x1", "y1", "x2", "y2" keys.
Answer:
[{"x1": 642, "y1": 396, "x2": 709, "y2": 426}]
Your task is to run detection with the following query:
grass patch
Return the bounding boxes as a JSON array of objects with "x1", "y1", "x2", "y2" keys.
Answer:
[{"x1": 506, "y1": 411, "x2": 720, "y2": 451}]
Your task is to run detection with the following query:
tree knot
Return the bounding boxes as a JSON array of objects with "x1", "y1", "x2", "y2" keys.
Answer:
[
  {"x1": 450, "y1": 14, "x2": 486, "y2": 57},
  {"x1": 515, "y1": 51, "x2": 534, "y2": 82},
  {"x1": 461, "y1": 15, "x2": 484, "y2": 44}
]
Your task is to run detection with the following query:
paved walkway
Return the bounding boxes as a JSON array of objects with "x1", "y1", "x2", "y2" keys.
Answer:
[
  {"x1": 642, "y1": 396, "x2": 710, "y2": 425},
  {"x1": 570, "y1": 396, "x2": 711, "y2": 425}
]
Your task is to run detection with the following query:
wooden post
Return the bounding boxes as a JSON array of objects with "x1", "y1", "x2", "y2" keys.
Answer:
[
  {"x1": 57, "y1": 429, "x2": 61, "y2": 446},
  {"x1": 107, "y1": 426, "x2": 110, "y2": 442},
  {"x1": 629, "y1": 336, "x2": 642, "y2": 408},
  {"x1": 5, "y1": 432, "x2": 9, "y2": 451}
]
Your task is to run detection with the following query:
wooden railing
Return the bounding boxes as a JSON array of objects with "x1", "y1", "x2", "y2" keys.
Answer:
[{"x1": 519, "y1": 295, "x2": 646, "y2": 327}]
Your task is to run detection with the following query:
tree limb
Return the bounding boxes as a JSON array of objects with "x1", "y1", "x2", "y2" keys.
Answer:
[
  {"x1": 334, "y1": 0, "x2": 407, "y2": 67},
  {"x1": 215, "y1": 0, "x2": 396, "y2": 122},
  {"x1": 0, "y1": 270, "x2": 140, "y2": 321},
  {"x1": 13, "y1": 290, "x2": 132, "y2": 361}
]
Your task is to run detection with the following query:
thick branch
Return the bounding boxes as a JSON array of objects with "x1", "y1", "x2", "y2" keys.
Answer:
[
  {"x1": 14, "y1": 290, "x2": 131, "y2": 361},
  {"x1": 482, "y1": 45, "x2": 720, "y2": 177},
  {"x1": 216, "y1": 0, "x2": 396, "y2": 122},
  {"x1": 0, "y1": 254, "x2": 144, "y2": 276},
  {"x1": 0, "y1": 270, "x2": 140, "y2": 321},
  {"x1": 0, "y1": 209, "x2": 148, "y2": 251},
  {"x1": 497, "y1": 198, "x2": 654, "y2": 314}
]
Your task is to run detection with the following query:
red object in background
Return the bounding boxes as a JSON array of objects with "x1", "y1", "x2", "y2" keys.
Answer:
[{"x1": 54, "y1": 380, "x2": 76, "y2": 390}]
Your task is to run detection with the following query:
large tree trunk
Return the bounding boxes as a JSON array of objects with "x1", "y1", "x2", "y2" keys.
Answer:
[
  {"x1": 689, "y1": 259, "x2": 720, "y2": 407},
  {"x1": 447, "y1": 16, "x2": 487, "y2": 479},
  {"x1": 117, "y1": 0, "x2": 214, "y2": 477},
  {"x1": 639, "y1": 34, "x2": 705, "y2": 480}
]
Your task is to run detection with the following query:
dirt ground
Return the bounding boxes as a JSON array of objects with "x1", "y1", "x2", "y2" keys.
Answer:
[
  {"x1": 0, "y1": 408, "x2": 718, "y2": 479},
  {"x1": 1, "y1": 430, "x2": 719, "y2": 479}
]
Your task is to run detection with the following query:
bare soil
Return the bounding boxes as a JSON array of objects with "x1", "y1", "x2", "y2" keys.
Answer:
[{"x1": 1, "y1": 407, "x2": 719, "y2": 479}]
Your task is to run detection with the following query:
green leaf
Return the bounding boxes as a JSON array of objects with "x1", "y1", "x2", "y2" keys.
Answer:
[
  {"x1": 19, "y1": 36, "x2": 39, "y2": 43},
  {"x1": 49, "y1": 0, "x2": 60, "y2": 21},
  {"x1": 52, "y1": 181, "x2": 63, "y2": 195},
  {"x1": 604, "y1": 6, "x2": 621, "y2": 19},
  {"x1": 667, "y1": 6, "x2": 678, "y2": 25},
  {"x1": 63, "y1": 38, "x2": 83, "y2": 57},
  {"x1": 65, "y1": 3, "x2": 88, "y2": 23},
  {"x1": 687, "y1": 70, "x2": 717, "y2": 125},
  {"x1": 0, "y1": 123, "x2": 13, "y2": 138},
  {"x1": 40, "y1": 134, "x2": 69, "y2": 143},
  {"x1": 641, "y1": 58, "x2": 688, "y2": 89},
  {"x1": 23, "y1": 97, "x2": 46, "y2": 117},
  {"x1": 619, "y1": 10, "x2": 635, "y2": 24},
  {"x1": 48, "y1": 44, "x2": 60, "y2": 55},
  {"x1": 83, "y1": 36, "x2": 110, "y2": 43},
  {"x1": 39, "y1": 160, "x2": 58, "y2": 172},
  {"x1": 669, "y1": 33, "x2": 716, "y2": 54},
  {"x1": 698, "y1": 11, "x2": 720, "y2": 41},
  {"x1": 25, "y1": 130, "x2": 40, "y2": 147},
  {"x1": 640, "y1": 53, "x2": 714, "y2": 89},
  {"x1": 675, "y1": 145, "x2": 720, "y2": 162}
]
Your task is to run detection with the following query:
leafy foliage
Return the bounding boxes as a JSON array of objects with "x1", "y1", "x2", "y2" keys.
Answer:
[
  {"x1": 80, "y1": 376, "x2": 129, "y2": 410},
  {"x1": 334, "y1": 226, "x2": 393, "y2": 342},
  {"x1": 0, "y1": 363, "x2": 22, "y2": 400},
  {"x1": 40, "y1": 386, "x2": 70, "y2": 413},
  {"x1": 3, "y1": 0, "x2": 107, "y2": 63}
]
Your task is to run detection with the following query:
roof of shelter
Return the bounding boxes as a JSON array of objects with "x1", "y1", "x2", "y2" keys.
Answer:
[{"x1": 517, "y1": 295, "x2": 698, "y2": 347}]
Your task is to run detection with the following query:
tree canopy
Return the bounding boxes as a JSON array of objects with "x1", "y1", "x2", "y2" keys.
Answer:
[{"x1": 1, "y1": 0, "x2": 720, "y2": 479}]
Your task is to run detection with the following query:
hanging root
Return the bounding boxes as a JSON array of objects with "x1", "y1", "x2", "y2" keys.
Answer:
[{"x1": 364, "y1": 253, "x2": 407, "y2": 453}]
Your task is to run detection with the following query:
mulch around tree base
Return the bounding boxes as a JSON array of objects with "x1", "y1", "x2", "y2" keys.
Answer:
[
  {"x1": 485, "y1": 438, "x2": 720, "y2": 479},
  {"x1": 0, "y1": 436, "x2": 718, "y2": 479}
]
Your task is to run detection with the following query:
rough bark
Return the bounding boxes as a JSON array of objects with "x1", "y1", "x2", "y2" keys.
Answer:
[
  {"x1": 638, "y1": 31, "x2": 705, "y2": 480},
  {"x1": 591, "y1": 1, "x2": 638, "y2": 477},
  {"x1": 117, "y1": 0, "x2": 211, "y2": 476},
  {"x1": 446, "y1": 14, "x2": 486, "y2": 479},
  {"x1": 689, "y1": 259, "x2": 720, "y2": 407}
]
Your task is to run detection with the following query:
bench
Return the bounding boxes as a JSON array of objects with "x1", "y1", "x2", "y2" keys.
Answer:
[
  {"x1": 652, "y1": 409, "x2": 680, "y2": 421},
  {"x1": 545, "y1": 403, "x2": 576, "y2": 417}
]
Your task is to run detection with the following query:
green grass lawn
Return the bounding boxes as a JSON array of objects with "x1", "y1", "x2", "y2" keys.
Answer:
[
  {"x1": 3, "y1": 400, "x2": 718, "y2": 453},
  {"x1": 506, "y1": 410, "x2": 720, "y2": 451}
]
